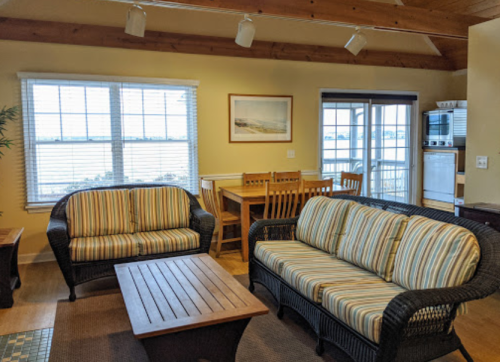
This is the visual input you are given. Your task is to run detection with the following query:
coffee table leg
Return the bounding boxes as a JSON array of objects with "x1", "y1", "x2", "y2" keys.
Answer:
[{"x1": 142, "y1": 318, "x2": 251, "y2": 362}]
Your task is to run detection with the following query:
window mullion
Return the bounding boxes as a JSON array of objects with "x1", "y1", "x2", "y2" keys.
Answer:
[{"x1": 110, "y1": 84, "x2": 125, "y2": 184}]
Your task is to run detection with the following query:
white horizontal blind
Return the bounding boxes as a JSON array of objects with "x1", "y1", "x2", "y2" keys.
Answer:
[{"x1": 20, "y1": 74, "x2": 199, "y2": 205}]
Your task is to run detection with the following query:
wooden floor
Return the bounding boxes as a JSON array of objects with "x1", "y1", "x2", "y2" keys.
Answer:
[{"x1": 0, "y1": 251, "x2": 498, "y2": 362}]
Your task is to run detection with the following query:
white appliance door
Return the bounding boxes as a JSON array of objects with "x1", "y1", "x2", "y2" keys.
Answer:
[{"x1": 423, "y1": 153, "x2": 456, "y2": 203}]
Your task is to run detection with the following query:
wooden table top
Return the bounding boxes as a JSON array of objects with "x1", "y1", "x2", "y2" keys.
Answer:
[
  {"x1": 220, "y1": 183, "x2": 355, "y2": 198},
  {"x1": 115, "y1": 254, "x2": 268, "y2": 339},
  {"x1": 0, "y1": 228, "x2": 24, "y2": 248}
]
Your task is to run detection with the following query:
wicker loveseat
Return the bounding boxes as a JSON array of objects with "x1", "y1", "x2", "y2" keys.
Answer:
[
  {"x1": 248, "y1": 195, "x2": 500, "y2": 362},
  {"x1": 47, "y1": 184, "x2": 215, "y2": 301}
]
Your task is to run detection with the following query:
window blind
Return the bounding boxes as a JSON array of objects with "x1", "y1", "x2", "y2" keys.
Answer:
[{"x1": 19, "y1": 73, "x2": 199, "y2": 206}]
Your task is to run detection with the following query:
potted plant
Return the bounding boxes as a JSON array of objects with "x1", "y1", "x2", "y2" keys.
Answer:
[{"x1": 0, "y1": 105, "x2": 18, "y2": 216}]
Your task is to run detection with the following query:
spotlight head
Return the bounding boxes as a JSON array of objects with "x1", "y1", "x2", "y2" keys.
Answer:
[
  {"x1": 125, "y1": 4, "x2": 147, "y2": 38},
  {"x1": 235, "y1": 14, "x2": 256, "y2": 48},
  {"x1": 345, "y1": 29, "x2": 367, "y2": 56}
]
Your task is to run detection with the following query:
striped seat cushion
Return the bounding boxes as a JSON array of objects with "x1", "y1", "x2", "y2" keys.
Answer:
[
  {"x1": 281, "y1": 257, "x2": 386, "y2": 303},
  {"x1": 296, "y1": 197, "x2": 355, "y2": 253},
  {"x1": 69, "y1": 234, "x2": 139, "y2": 262},
  {"x1": 131, "y1": 187, "x2": 191, "y2": 232},
  {"x1": 322, "y1": 283, "x2": 407, "y2": 343},
  {"x1": 254, "y1": 241, "x2": 330, "y2": 274},
  {"x1": 66, "y1": 189, "x2": 133, "y2": 238},
  {"x1": 393, "y1": 216, "x2": 481, "y2": 290},
  {"x1": 337, "y1": 204, "x2": 409, "y2": 281},
  {"x1": 135, "y1": 228, "x2": 200, "y2": 256}
]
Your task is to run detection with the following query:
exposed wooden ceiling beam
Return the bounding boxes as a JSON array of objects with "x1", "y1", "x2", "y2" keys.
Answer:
[
  {"x1": 116, "y1": 0, "x2": 487, "y2": 39},
  {"x1": 0, "y1": 17, "x2": 456, "y2": 70}
]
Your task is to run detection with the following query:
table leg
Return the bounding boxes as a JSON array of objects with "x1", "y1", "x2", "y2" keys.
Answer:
[
  {"x1": 0, "y1": 246, "x2": 15, "y2": 308},
  {"x1": 241, "y1": 200, "x2": 250, "y2": 262},
  {"x1": 12, "y1": 238, "x2": 21, "y2": 289}
]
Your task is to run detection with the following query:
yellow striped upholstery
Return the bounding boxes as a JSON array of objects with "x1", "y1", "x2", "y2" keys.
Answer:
[
  {"x1": 69, "y1": 234, "x2": 139, "y2": 262},
  {"x1": 322, "y1": 283, "x2": 407, "y2": 343},
  {"x1": 296, "y1": 197, "x2": 356, "y2": 253},
  {"x1": 131, "y1": 187, "x2": 191, "y2": 232},
  {"x1": 393, "y1": 216, "x2": 481, "y2": 290},
  {"x1": 254, "y1": 241, "x2": 329, "y2": 274},
  {"x1": 135, "y1": 228, "x2": 200, "y2": 255},
  {"x1": 281, "y1": 257, "x2": 386, "y2": 303},
  {"x1": 66, "y1": 189, "x2": 133, "y2": 238},
  {"x1": 337, "y1": 204, "x2": 409, "y2": 281}
]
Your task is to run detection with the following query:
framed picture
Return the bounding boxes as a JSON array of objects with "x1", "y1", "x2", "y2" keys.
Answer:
[{"x1": 229, "y1": 94, "x2": 293, "y2": 143}]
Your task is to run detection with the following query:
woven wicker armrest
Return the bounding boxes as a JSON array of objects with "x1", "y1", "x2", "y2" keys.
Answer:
[
  {"x1": 190, "y1": 207, "x2": 216, "y2": 254},
  {"x1": 248, "y1": 217, "x2": 299, "y2": 261},
  {"x1": 46, "y1": 217, "x2": 75, "y2": 286}
]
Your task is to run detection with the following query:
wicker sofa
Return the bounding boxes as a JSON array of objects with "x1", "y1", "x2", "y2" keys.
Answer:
[
  {"x1": 47, "y1": 184, "x2": 215, "y2": 301},
  {"x1": 248, "y1": 195, "x2": 500, "y2": 362}
]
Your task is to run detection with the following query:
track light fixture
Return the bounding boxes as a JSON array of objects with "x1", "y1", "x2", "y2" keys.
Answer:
[
  {"x1": 235, "y1": 14, "x2": 256, "y2": 48},
  {"x1": 125, "y1": 4, "x2": 147, "y2": 37},
  {"x1": 345, "y1": 28, "x2": 367, "y2": 56}
]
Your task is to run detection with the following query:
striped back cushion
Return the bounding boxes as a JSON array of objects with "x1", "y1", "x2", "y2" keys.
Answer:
[
  {"x1": 337, "y1": 204, "x2": 409, "y2": 281},
  {"x1": 66, "y1": 189, "x2": 133, "y2": 238},
  {"x1": 296, "y1": 197, "x2": 355, "y2": 253},
  {"x1": 131, "y1": 187, "x2": 191, "y2": 232},
  {"x1": 393, "y1": 216, "x2": 481, "y2": 290}
]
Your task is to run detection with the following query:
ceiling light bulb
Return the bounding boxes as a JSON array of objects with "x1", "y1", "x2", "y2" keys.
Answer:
[
  {"x1": 235, "y1": 14, "x2": 256, "y2": 48},
  {"x1": 345, "y1": 28, "x2": 367, "y2": 56},
  {"x1": 125, "y1": 4, "x2": 147, "y2": 38}
]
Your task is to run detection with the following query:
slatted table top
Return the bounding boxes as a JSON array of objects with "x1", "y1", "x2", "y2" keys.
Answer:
[{"x1": 115, "y1": 254, "x2": 268, "y2": 339}]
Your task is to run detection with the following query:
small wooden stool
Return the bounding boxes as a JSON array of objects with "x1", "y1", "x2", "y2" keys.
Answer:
[{"x1": 0, "y1": 228, "x2": 23, "y2": 308}]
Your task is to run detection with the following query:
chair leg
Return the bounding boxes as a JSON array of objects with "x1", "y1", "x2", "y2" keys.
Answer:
[
  {"x1": 215, "y1": 224, "x2": 224, "y2": 258},
  {"x1": 459, "y1": 345, "x2": 474, "y2": 362}
]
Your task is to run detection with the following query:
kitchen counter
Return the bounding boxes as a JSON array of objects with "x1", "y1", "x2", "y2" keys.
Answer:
[{"x1": 422, "y1": 146, "x2": 466, "y2": 151}]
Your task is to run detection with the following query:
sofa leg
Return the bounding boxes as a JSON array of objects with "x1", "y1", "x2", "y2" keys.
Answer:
[
  {"x1": 69, "y1": 286, "x2": 76, "y2": 302},
  {"x1": 248, "y1": 279, "x2": 255, "y2": 293},
  {"x1": 277, "y1": 305, "x2": 284, "y2": 320},
  {"x1": 315, "y1": 338, "x2": 324, "y2": 356},
  {"x1": 459, "y1": 345, "x2": 474, "y2": 362}
]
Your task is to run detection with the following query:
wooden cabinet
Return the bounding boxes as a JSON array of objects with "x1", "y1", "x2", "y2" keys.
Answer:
[{"x1": 458, "y1": 204, "x2": 500, "y2": 232}]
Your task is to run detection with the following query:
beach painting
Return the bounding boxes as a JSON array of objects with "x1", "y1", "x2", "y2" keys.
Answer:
[{"x1": 229, "y1": 94, "x2": 293, "y2": 143}]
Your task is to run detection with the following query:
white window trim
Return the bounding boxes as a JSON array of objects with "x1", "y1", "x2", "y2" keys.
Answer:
[{"x1": 20, "y1": 72, "x2": 200, "y2": 211}]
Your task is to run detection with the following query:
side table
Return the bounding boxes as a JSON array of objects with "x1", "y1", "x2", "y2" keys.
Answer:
[{"x1": 0, "y1": 228, "x2": 24, "y2": 308}]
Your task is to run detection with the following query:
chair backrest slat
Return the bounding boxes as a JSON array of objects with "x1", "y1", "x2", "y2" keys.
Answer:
[
  {"x1": 200, "y1": 179, "x2": 221, "y2": 221},
  {"x1": 340, "y1": 172, "x2": 363, "y2": 196},
  {"x1": 302, "y1": 179, "x2": 333, "y2": 210},
  {"x1": 264, "y1": 181, "x2": 300, "y2": 220},
  {"x1": 243, "y1": 172, "x2": 273, "y2": 186},
  {"x1": 274, "y1": 171, "x2": 302, "y2": 183}
]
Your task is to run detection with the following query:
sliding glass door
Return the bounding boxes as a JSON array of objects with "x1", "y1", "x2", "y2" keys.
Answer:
[{"x1": 321, "y1": 93, "x2": 415, "y2": 203}]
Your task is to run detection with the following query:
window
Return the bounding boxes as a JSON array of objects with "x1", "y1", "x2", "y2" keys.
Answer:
[
  {"x1": 20, "y1": 73, "x2": 199, "y2": 206},
  {"x1": 320, "y1": 92, "x2": 416, "y2": 203}
]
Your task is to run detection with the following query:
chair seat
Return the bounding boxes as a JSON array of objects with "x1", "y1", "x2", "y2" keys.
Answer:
[
  {"x1": 221, "y1": 210, "x2": 241, "y2": 223},
  {"x1": 254, "y1": 240, "x2": 330, "y2": 274},
  {"x1": 135, "y1": 228, "x2": 200, "y2": 256},
  {"x1": 321, "y1": 283, "x2": 406, "y2": 343},
  {"x1": 70, "y1": 234, "x2": 139, "y2": 262},
  {"x1": 281, "y1": 258, "x2": 386, "y2": 303}
]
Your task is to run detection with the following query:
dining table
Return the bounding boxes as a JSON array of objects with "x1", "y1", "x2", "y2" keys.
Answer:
[{"x1": 219, "y1": 183, "x2": 356, "y2": 262}]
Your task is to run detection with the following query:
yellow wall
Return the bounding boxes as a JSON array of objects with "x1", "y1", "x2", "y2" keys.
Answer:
[
  {"x1": 465, "y1": 18, "x2": 500, "y2": 203},
  {"x1": 0, "y1": 39, "x2": 460, "y2": 258}
]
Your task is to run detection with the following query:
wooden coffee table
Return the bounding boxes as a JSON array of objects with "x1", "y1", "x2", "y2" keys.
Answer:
[{"x1": 115, "y1": 254, "x2": 268, "y2": 362}]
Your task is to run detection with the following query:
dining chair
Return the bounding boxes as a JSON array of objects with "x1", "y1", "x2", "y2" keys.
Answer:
[
  {"x1": 340, "y1": 171, "x2": 363, "y2": 196},
  {"x1": 252, "y1": 181, "x2": 300, "y2": 220},
  {"x1": 274, "y1": 171, "x2": 302, "y2": 183},
  {"x1": 243, "y1": 172, "x2": 273, "y2": 186},
  {"x1": 301, "y1": 179, "x2": 333, "y2": 210},
  {"x1": 200, "y1": 179, "x2": 241, "y2": 258}
]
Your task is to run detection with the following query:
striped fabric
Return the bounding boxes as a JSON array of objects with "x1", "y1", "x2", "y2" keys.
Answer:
[
  {"x1": 393, "y1": 216, "x2": 481, "y2": 290},
  {"x1": 69, "y1": 234, "x2": 139, "y2": 262},
  {"x1": 296, "y1": 196, "x2": 355, "y2": 253},
  {"x1": 66, "y1": 189, "x2": 133, "y2": 238},
  {"x1": 254, "y1": 241, "x2": 330, "y2": 274},
  {"x1": 322, "y1": 283, "x2": 407, "y2": 343},
  {"x1": 337, "y1": 204, "x2": 409, "y2": 281},
  {"x1": 135, "y1": 228, "x2": 200, "y2": 255},
  {"x1": 131, "y1": 187, "x2": 191, "y2": 232},
  {"x1": 281, "y1": 257, "x2": 386, "y2": 303}
]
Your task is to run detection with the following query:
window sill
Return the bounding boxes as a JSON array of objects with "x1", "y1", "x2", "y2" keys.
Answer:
[{"x1": 25, "y1": 204, "x2": 55, "y2": 214}]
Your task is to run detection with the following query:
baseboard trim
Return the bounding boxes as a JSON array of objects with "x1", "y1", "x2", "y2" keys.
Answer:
[
  {"x1": 18, "y1": 251, "x2": 56, "y2": 264},
  {"x1": 199, "y1": 170, "x2": 319, "y2": 181}
]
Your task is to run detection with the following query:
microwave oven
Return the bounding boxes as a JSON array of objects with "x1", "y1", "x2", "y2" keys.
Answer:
[{"x1": 422, "y1": 108, "x2": 467, "y2": 147}]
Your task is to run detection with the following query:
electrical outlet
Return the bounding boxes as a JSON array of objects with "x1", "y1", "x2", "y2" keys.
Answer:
[
  {"x1": 476, "y1": 156, "x2": 488, "y2": 169},
  {"x1": 287, "y1": 150, "x2": 295, "y2": 159}
]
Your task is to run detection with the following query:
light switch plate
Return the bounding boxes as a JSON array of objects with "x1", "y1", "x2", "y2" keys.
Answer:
[
  {"x1": 476, "y1": 156, "x2": 488, "y2": 169},
  {"x1": 287, "y1": 150, "x2": 295, "y2": 159}
]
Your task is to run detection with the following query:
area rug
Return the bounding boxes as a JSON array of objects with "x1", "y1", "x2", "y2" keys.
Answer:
[{"x1": 50, "y1": 275, "x2": 352, "y2": 362}]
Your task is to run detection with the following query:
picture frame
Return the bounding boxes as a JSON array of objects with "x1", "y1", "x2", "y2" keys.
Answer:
[{"x1": 229, "y1": 94, "x2": 293, "y2": 143}]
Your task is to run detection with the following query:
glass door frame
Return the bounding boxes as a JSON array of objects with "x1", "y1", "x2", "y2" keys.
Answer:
[{"x1": 318, "y1": 89, "x2": 419, "y2": 205}]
